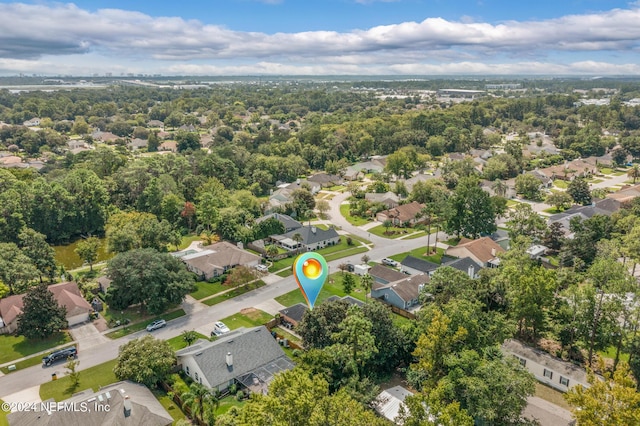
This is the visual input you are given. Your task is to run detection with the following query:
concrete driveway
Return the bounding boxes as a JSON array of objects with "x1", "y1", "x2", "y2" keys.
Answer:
[{"x1": 68, "y1": 322, "x2": 109, "y2": 350}]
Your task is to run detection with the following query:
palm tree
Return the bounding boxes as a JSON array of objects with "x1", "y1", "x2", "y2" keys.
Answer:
[
  {"x1": 360, "y1": 274, "x2": 373, "y2": 302},
  {"x1": 292, "y1": 233, "x2": 303, "y2": 254},
  {"x1": 628, "y1": 165, "x2": 640, "y2": 184},
  {"x1": 181, "y1": 382, "x2": 218, "y2": 424},
  {"x1": 382, "y1": 219, "x2": 393, "y2": 235},
  {"x1": 492, "y1": 179, "x2": 508, "y2": 198}
]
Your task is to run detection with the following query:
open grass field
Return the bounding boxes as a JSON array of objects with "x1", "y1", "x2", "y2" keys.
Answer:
[
  {"x1": 0, "y1": 332, "x2": 71, "y2": 366},
  {"x1": 219, "y1": 308, "x2": 274, "y2": 330},
  {"x1": 39, "y1": 359, "x2": 118, "y2": 402}
]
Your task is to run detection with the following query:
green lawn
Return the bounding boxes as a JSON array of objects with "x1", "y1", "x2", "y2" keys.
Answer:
[
  {"x1": 553, "y1": 179, "x2": 569, "y2": 189},
  {"x1": 535, "y1": 383, "x2": 571, "y2": 410},
  {"x1": 599, "y1": 167, "x2": 614, "y2": 175},
  {"x1": 389, "y1": 247, "x2": 444, "y2": 264},
  {"x1": 39, "y1": 359, "x2": 118, "y2": 402},
  {"x1": 402, "y1": 231, "x2": 429, "y2": 240},
  {"x1": 506, "y1": 199, "x2": 522, "y2": 207},
  {"x1": 443, "y1": 237, "x2": 460, "y2": 246},
  {"x1": 166, "y1": 332, "x2": 209, "y2": 351},
  {"x1": 339, "y1": 203, "x2": 371, "y2": 226},
  {"x1": 219, "y1": 309, "x2": 273, "y2": 330},
  {"x1": 0, "y1": 399, "x2": 7, "y2": 426},
  {"x1": 105, "y1": 309, "x2": 186, "y2": 339},
  {"x1": 542, "y1": 207, "x2": 564, "y2": 214},
  {"x1": 153, "y1": 389, "x2": 187, "y2": 424},
  {"x1": 597, "y1": 346, "x2": 630, "y2": 363},
  {"x1": 326, "y1": 185, "x2": 346, "y2": 192},
  {"x1": 190, "y1": 281, "x2": 228, "y2": 300},
  {"x1": 269, "y1": 256, "x2": 295, "y2": 272},
  {"x1": 0, "y1": 332, "x2": 71, "y2": 365},
  {"x1": 270, "y1": 237, "x2": 369, "y2": 272},
  {"x1": 275, "y1": 272, "x2": 367, "y2": 307},
  {"x1": 368, "y1": 224, "x2": 416, "y2": 239},
  {"x1": 324, "y1": 246, "x2": 368, "y2": 262},
  {"x1": 100, "y1": 304, "x2": 158, "y2": 328},
  {"x1": 167, "y1": 234, "x2": 202, "y2": 251},
  {"x1": 216, "y1": 395, "x2": 246, "y2": 415},
  {"x1": 272, "y1": 326, "x2": 303, "y2": 345},
  {"x1": 0, "y1": 344, "x2": 76, "y2": 374},
  {"x1": 202, "y1": 280, "x2": 266, "y2": 307},
  {"x1": 589, "y1": 178, "x2": 604, "y2": 184},
  {"x1": 277, "y1": 270, "x2": 293, "y2": 277}
]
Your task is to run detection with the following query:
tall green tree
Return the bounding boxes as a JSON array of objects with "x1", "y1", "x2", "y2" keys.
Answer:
[
  {"x1": 18, "y1": 228, "x2": 56, "y2": 282},
  {"x1": 514, "y1": 173, "x2": 542, "y2": 200},
  {"x1": 181, "y1": 382, "x2": 218, "y2": 425},
  {"x1": 567, "y1": 177, "x2": 592, "y2": 205},
  {"x1": 17, "y1": 283, "x2": 68, "y2": 339},
  {"x1": 331, "y1": 306, "x2": 378, "y2": 377},
  {"x1": 444, "y1": 177, "x2": 497, "y2": 238},
  {"x1": 0, "y1": 243, "x2": 38, "y2": 294},
  {"x1": 505, "y1": 203, "x2": 547, "y2": 242},
  {"x1": 74, "y1": 236, "x2": 100, "y2": 271},
  {"x1": 114, "y1": 335, "x2": 176, "y2": 387}
]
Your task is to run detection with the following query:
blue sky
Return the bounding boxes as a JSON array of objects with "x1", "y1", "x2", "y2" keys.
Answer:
[{"x1": 0, "y1": 0, "x2": 638, "y2": 75}]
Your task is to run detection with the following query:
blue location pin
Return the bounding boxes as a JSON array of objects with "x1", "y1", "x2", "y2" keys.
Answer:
[{"x1": 292, "y1": 252, "x2": 328, "y2": 310}]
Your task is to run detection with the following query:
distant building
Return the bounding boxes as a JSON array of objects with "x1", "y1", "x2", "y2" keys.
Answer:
[
  {"x1": 376, "y1": 201, "x2": 424, "y2": 226},
  {"x1": 375, "y1": 386, "x2": 414, "y2": 424},
  {"x1": 255, "y1": 213, "x2": 302, "y2": 233},
  {"x1": 271, "y1": 226, "x2": 340, "y2": 252},
  {"x1": 485, "y1": 83, "x2": 522, "y2": 90},
  {"x1": 400, "y1": 255, "x2": 439, "y2": 276},
  {"x1": 181, "y1": 242, "x2": 261, "y2": 280}
]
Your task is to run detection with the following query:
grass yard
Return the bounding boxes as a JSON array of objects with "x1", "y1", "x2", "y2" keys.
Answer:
[
  {"x1": 100, "y1": 304, "x2": 159, "y2": 328},
  {"x1": 0, "y1": 343, "x2": 76, "y2": 374},
  {"x1": 269, "y1": 256, "x2": 295, "y2": 272},
  {"x1": 219, "y1": 308, "x2": 273, "y2": 330},
  {"x1": 589, "y1": 178, "x2": 604, "y2": 184},
  {"x1": 324, "y1": 246, "x2": 368, "y2": 262},
  {"x1": 202, "y1": 280, "x2": 266, "y2": 307},
  {"x1": 270, "y1": 237, "x2": 369, "y2": 272},
  {"x1": 553, "y1": 179, "x2": 569, "y2": 189},
  {"x1": 326, "y1": 185, "x2": 346, "y2": 192},
  {"x1": 368, "y1": 224, "x2": 416, "y2": 239},
  {"x1": 0, "y1": 332, "x2": 71, "y2": 365},
  {"x1": 506, "y1": 199, "x2": 522, "y2": 207},
  {"x1": 389, "y1": 247, "x2": 444, "y2": 264},
  {"x1": 543, "y1": 207, "x2": 564, "y2": 214},
  {"x1": 39, "y1": 359, "x2": 118, "y2": 402},
  {"x1": 339, "y1": 203, "x2": 371, "y2": 226},
  {"x1": 0, "y1": 399, "x2": 7, "y2": 426},
  {"x1": 443, "y1": 237, "x2": 460, "y2": 246},
  {"x1": 190, "y1": 281, "x2": 228, "y2": 300},
  {"x1": 166, "y1": 331, "x2": 209, "y2": 351},
  {"x1": 216, "y1": 395, "x2": 246, "y2": 415},
  {"x1": 275, "y1": 272, "x2": 367, "y2": 307},
  {"x1": 153, "y1": 389, "x2": 187, "y2": 424},
  {"x1": 597, "y1": 346, "x2": 630, "y2": 363},
  {"x1": 534, "y1": 383, "x2": 571, "y2": 410},
  {"x1": 402, "y1": 231, "x2": 429, "y2": 240},
  {"x1": 277, "y1": 270, "x2": 293, "y2": 277},
  {"x1": 105, "y1": 308, "x2": 186, "y2": 339},
  {"x1": 272, "y1": 326, "x2": 303, "y2": 345},
  {"x1": 599, "y1": 167, "x2": 614, "y2": 175}
]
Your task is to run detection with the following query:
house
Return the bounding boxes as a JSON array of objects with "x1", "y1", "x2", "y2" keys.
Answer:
[
  {"x1": 441, "y1": 256, "x2": 483, "y2": 278},
  {"x1": 446, "y1": 237, "x2": 504, "y2": 268},
  {"x1": 400, "y1": 255, "x2": 439, "y2": 276},
  {"x1": 344, "y1": 158, "x2": 387, "y2": 180},
  {"x1": 402, "y1": 172, "x2": 440, "y2": 193},
  {"x1": 371, "y1": 274, "x2": 429, "y2": 310},
  {"x1": 255, "y1": 213, "x2": 302, "y2": 233},
  {"x1": 181, "y1": 242, "x2": 261, "y2": 280},
  {"x1": 7, "y1": 380, "x2": 173, "y2": 426},
  {"x1": 158, "y1": 140, "x2": 177, "y2": 152},
  {"x1": 67, "y1": 139, "x2": 90, "y2": 151},
  {"x1": 375, "y1": 386, "x2": 414, "y2": 425},
  {"x1": 607, "y1": 183, "x2": 640, "y2": 203},
  {"x1": 279, "y1": 303, "x2": 308, "y2": 327},
  {"x1": 547, "y1": 198, "x2": 621, "y2": 236},
  {"x1": 368, "y1": 264, "x2": 406, "y2": 285},
  {"x1": 501, "y1": 339, "x2": 590, "y2": 393},
  {"x1": 365, "y1": 192, "x2": 400, "y2": 208},
  {"x1": 527, "y1": 245, "x2": 548, "y2": 260},
  {"x1": 147, "y1": 119, "x2": 164, "y2": 128},
  {"x1": 271, "y1": 226, "x2": 339, "y2": 252},
  {"x1": 325, "y1": 295, "x2": 364, "y2": 307},
  {"x1": 175, "y1": 326, "x2": 294, "y2": 394},
  {"x1": 267, "y1": 187, "x2": 296, "y2": 212},
  {"x1": 537, "y1": 159, "x2": 597, "y2": 182},
  {"x1": 127, "y1": 138, "x2": 148, "y2": 150},
  {"x1": 22, "y1": 118, "x2": 41, "y2": 127},
  {"x1": 97, "y1": 276, "x2": 112, "y2": 293},
  {"x1": 0, "y1": 282, "x2": 92, "y2": 334},
  {"x1": 91, "y1": 130, "x2": 120, "y2": 143},
  {"x1": 376, "y1": 201, "x2": 424, "y2": 226},
  {"x1": 307, "y1": 173, "x2": 343, "y2": 187},
  {"x1": 283, "y1": 179, "x2": 321, "y2": 195}
]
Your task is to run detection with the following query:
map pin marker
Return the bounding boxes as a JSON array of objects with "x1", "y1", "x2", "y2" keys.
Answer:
[{"x1": 293, "y1": 252, "x2": 328, "y2": 310}]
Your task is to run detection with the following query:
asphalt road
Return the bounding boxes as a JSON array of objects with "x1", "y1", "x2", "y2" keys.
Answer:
[{"x1": 0, "y1": 199, "x2": 437, "y2": 399}]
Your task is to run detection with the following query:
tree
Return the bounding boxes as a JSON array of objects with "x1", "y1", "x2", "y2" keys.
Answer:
[
  {"x1": 316, "y1": 199, "x2": 330, "y2": 218},
  {"x1": 182, "y1": 330, "x2": 199, "y2": 347},
  {"x1": 399, "y1": 389, "x2": 474, "y2": 426},
  {"x1": 265, "y1": 244, "x2": 279, "y2": 259},
  {"x1": 0, "y1": 243, "x2": 38, "y2": 294},
  {"x1": 74, "y1": 236, "x2": 100, "y2": 272},
  {"x1": 612, "y1": 147, "x2": 630, "y2": 166},
  {"x1": 225, "y1": 266, "x2": 258, "y2": 291},
  {"x1": 565, "y1": 362, "x2": 640, "y2": 426},
  {"x1": 106, "y1": 211, "x2": 173, "y2": 253},
  {"x1": 17, "y1": 283, "x2": 68, "y2": 339},
  {"x1": 291, "y1": 188, "x2": 315, "y2": 216},
  {"x1": 114, "y1": 335, "x2": 176, "y2": 387},
  {"x1": 545, "y1": 191, "x2": 573, "y2": 211},
  {"x1": 106, "y1": 249, "x2": 195, "y2": 315},
  {"x1": 176, "y1": 131, "x2": 201, "y2": 153},
  {"x1": 361, "y1": 254, "x2": 370, "y2": 264},
  {"x1": 567, "y1": 177, "x2": 592, "y2": 205},
  {"x1": 505, "y1": 203, "x2": 547, "y2": 242},
  {"x1": 360, "y1": 274, "x2": 373, "y2": 300},
  {"x1": 628, "y1": 165, "x2": 640, "y2": 184},
  {"x1": 181, "y1": 382, "x2": 218, "y2": 425},
  {"x1": 382, "y1": 219, "x2": 393, "y2": 234},
  {"x1": 491, "y1": 179, "x2": 508, "y2": 198},
  {"x1": 18, "y1": 228, "x2": 56, "y2": 282},
  {"x1": 444, "y1": 177, "x2": 497, "y2": 238},
  {"x1": 331, "y1": 306, "x2": 378, "y2": 377},
  {"x1": 292, "y1": 232, "x2": 304, "y2": 253},
  {"x1": 342, "y1": 273, "x2": 356, "y2": 295},
  {"x1": 65, "y1": 358, "x2": 81, "y2": 391},
  {"x1": 515, "y1": 173, "x2": 542, "y2": 200},
  {"x1": 252, "y1": 218, "x2": 285, "y2": 241},
  {"x1": 422, "y1": 266, "x2": 474, "y2": 306}
]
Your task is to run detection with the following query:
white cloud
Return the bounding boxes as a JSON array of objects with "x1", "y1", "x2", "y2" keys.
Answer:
[{"x1": 0, "y1": 2, "x2": 640, "y2": 75}]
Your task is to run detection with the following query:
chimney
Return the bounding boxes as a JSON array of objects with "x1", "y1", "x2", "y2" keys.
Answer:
[
  {"x1": 468, "y1": 265, "x2": 475, "y2": 278},
  {"x1": 226, "y1": 352, "x2": 233, "y2": 368},
  {"x1": 491, "y1": 248, "x2": 496, "y2": 257},
  {"x1": 311, "y1": 227, "x2": 316, "y2": 234},
  {"x1": 123, "y1": 397, "x2": 132, "y2": 418}
]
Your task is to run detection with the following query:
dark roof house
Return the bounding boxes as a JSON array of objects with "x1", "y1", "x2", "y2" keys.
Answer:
[
  {"x1": 279, "y1": 303, "x2": 308, "y2": 326},
  {"x1": 255, "y1": 213, "x2": 302, "y2": 233},
  {"x1": 400, "y1": 255, "x2": 439, "y2": 276},
  {"x1": 371, "y1": 274, "x2": 429, "y2": 311},
  {"x1": 369, "y1": 264, "x2": 406, "y2": 285}
]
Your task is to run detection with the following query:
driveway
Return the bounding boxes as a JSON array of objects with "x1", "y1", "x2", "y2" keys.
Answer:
[{"x1": 68, "y1": 322, "x2": 109, "y2": 350}]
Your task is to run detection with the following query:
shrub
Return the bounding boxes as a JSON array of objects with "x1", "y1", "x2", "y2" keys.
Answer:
[{"x1": 236, "y1": 390, "x2": 244, "y2": 401}]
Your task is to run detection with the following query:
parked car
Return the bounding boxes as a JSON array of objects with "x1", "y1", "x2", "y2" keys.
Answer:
[
  {"x1": 42, "y1": 347, "x2": 77, "y2": 366},
  {"x1": 211, "y1": 321, "x2": 230, "y2": 336},
  {"x1": 255, "y1": 264, "x2": 268, "y2": 273},
  {"x1": 382, "y1": 258, "x2": 398, "y2": 267},
  {"x1": 146, "y1": 319, "x2": 167, "y2": 332},
  {"x1": 345, "y1": 263, "x2": 355, "y2": 273}
]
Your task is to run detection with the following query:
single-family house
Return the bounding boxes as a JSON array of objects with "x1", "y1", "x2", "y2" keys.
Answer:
[
  {"x1": 325, "y1": 295, "x2": 364, "y2": 307},
  {"x1": 527, "y1": 245, "x2": 548, "y2": 260},
  {"x1": 365, "y1": 192, "x2": 400, "y2": 208},
  {"x1": 91, "y1": 130, "x2": 120, "y2": 143},
  {"x1": 376, "y1": 201, "x2": 425, "y2": 226},
  {"x1": 181, "y1": 242, "x2": 261, "y2": 280},
  {"x1": 0, "y1": 281, "x2": 92, "y2": 334},
  {"x1": 501, "y1": 339, "x2": 590, "y2": 393},
  {"x1": 279, "y1": 303, "x2": 308, "y2": 327},
  {"x1": 441, "y1": 256, "x2": 483, "y2": 278},
  {"x1": 127, "y1": 138, "x2": 148, "y2": 150},
  {"x1": 371, "y1": 274, "x2": 429, "y2": 310},
  {"x1": 23, "y1": 118, "x2": 41, "y2": 127},
  {"x1": 547, "y1": 198, "x2": 621, "y2": 237},
  {"x1": 446, "y1": 237, "x2": 504, "y2": 268},
  {"x1": 400, "y1": 255, "x2": 439, "y2": 276},
  {"x1": 175, "y1": 326, "x2": 294, "y2": 394},
  {"x1": 537, "y1": 159, "x2": 598, "y2": 182},
  {"x1": 307, "y1": 173, "x2": 344, "y2": 187},
  {"x1": 368, "y1": 264, "x2": 406, "y2": 285},
  {"x1": 267, "y1": 188, "x2": 296, "y2": 212},
  {"x1": 344, "y1": 158, "x2": 386, "y2": 180},
  {"x1": 67, "y1": 139, "x2": 90, "y2": 151},
  {"x1": 402, "y1": 172, "x2": 440, "y2": 193},
  {"x1": 284, "y1": 179, "x2": 321, "y2": 195},
  {"x1": 255, "y1": 213, "x2": 302, "y2": 233},
  {"x1": 375, "y1": 386, "x2": 414, "y2": 425},
  {"x1": 272, "y1": 226, "x2": 340, "y2": 252},
  {"x1": 159, "y1": 140, "x2": 177, "y2": 152},
  {"x1": 7, "y1": 380, "x2": 173, "y2": 426},
  {"x1": 607, "y1": 183, "x2": 640, "y2": 203},
  {"x1": 147, "y1": 119, "x2": 165, "y2": 128}
]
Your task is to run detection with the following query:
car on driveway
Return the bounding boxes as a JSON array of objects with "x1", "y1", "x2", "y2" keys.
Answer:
[
  {"x1": 255, "y1": 264, "x2": 268, "y2": 273},
  {"x1": 146, "y1": 319, "x2": 167, "y2": 332},
  {"x1": 382, "y1": 258, "x2": 398, "y2": 267},
  {"x1": 42, "y1": 347, "x2": 77, "y2": 367},
  {"x1": 211, "y1": 321, "x2": 230, "y2": 336}
]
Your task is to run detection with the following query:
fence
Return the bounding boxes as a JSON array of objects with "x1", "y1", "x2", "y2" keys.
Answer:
[{"x1": 386, "y1": 303, "x2": 417, "y2": 320}]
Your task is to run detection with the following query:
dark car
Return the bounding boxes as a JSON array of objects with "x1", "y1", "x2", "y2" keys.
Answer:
[{"x1": 42, "y1": 347, "x2": 77, "y2": 366}]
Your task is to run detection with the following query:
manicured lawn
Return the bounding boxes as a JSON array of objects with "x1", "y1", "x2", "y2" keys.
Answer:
[
  {"x1": 368, "y1": 224, "x2": 416, "y2": 239},
  {"x1": 543, "y1": 207, "x2": 564, "y2": 214},
  {"x1": 219, "y1": 309, "x2": 273, "y2": 330},
  {"x1": 597, "y1": 346, "x2": 630, "y2": 363},
  {"x1": 611, "y1": 171, "x2": 626, "y2": 176},
  {"x1": 269, "y1": 256, "x2": 295, "y2": 272},
  {"x1": 339, "y1": 203, "x2": 371, "y2": 226},
  {"x1": 599, "y1": 167, "x2": 614, "y2": 175},
  {"x1": 153, "y1": 389, "x2": 187, "y2": 424},
  {"x1": 443, "y1": 237, "x2": 460, "y2": 246},
  {"x1": 272, "y1": 326, "x2": 303, "y2": 345},
  {"x1": 389, "y1": 247, "x2": 444, "y2": 264},
  {"x1": 506, "y1": 199, "x2": 521, "y2": 207},
  {"x1": 105, "y1": 308, "x2": 186, "y2": 339},
  {"x1": 327, "y1": 185, "x2": 346, "y2": 192},
  {"x1": 0, "y1": 332, "x2": 71, "y2": 365},
  {"x1": 270, "y1": 237, "x2": 369, "y2": 272},
  {"x1": 324, "y1": 246, "x2": 369, "y2": 262},
  {"x1": 402, "y1": 231, "x2": 429, "y2": 240},
  {"x1": 216, "y1": 395, "x2": 246, "y2": 415},
  {"x1": 275, "y1": 272, "x2": 367, "y2": 307},
  {"x1": 0, "y1": 399, "x2": 7, "y2": 426},
  {"x1": 39, "y1": 359, "x2": 118, "y2": 402},
  {"x1": 277, "y1": 270, "x2": 293, "y2": 277},
  {"x1": 202, "y1": 280, "x2": 266, "y2": 306},
  {"x1": 0, "y1": 343, "x2": 76, "y2": 374},
  {"x1": 166, "y1": 332, "x2": 209, "y2": 351},
  {"x1": 589, "y1": 178, "x2": 604, "y2": 184},
  {"x1": 535, "y1": 383, "x2": 571, "y2": 410},
  {"x1": 553, "y1": 179, "x2": 568, "y2": 189},
  {"x1": 190, "y1": 281, "x2": 228, "y2": 300},
  {"x1": 100, "y1": 304, "x2": 156, "y2": 328}
]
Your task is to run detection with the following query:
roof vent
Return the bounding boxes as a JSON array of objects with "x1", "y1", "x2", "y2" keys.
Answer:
[
  {"x1": 226, "y1": 352, "x2": 233, "y2": 368},
  {"x1": 123, "y1": 398, "x2": 132, "y2": 418}
]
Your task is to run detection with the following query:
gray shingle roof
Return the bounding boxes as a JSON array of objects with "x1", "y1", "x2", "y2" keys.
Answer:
[
  {"x1": 401, "y1": 255, "x2": 439, "y2": 273},
  {"x1": 369, "y1": 264, "x2": 406, "y2": 284},
  {"x1": 279, "y1": 303, "x2": 308, "y2": 323},
  {"x1": 282, "y1": 226, "x2": 339, "y2": 246},
  {"x1": 255, "y1": 213, "x2": 302, "y2": 232},
  {"x1": 442, "y1": 256, "x2": 483, "y2": 275},
  {"x1": 176, "y1": 326, "x2": 293, "y2": 389}
]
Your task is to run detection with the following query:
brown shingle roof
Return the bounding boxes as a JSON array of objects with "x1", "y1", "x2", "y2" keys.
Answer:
[
  {"x1": 385, "y1": 274, "x2": 429, "y2": 302},
  {"x1": 48, "y1": 282, "x2": 92, "y2": 317},
  {"x1": 379, "y1": 201, "x2": 424, "y2": 222},
  {"x1": 0, "y1": 294, "x2": 24, "y2": 326},
  {"x1": 447, "y1": 237, "x2": 504, "y2": 263},
  {"x1": 369, "y1": 265, "x2": 406, "y2": 286},
  {"x1": 184, "y1": 242, "x2": 261, "y2": 273}
]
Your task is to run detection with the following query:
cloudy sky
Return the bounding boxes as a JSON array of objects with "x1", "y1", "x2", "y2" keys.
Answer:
[{"x1": 0, "y1": 0, "x2": 639, "y2": 76}]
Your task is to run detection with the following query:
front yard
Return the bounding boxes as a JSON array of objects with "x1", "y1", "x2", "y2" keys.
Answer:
[
  {"x1": 190, "y1": 281, "x2": 228, "y2": 300},
  {"x1": 202, "y1": 280, "x2": 266, "y2": 307},
  {"x1": 339, "y1": 203, "x2": 371, "y2": 226},
  {"x1": 166, "y1": 331, "x2": 209, "y2": 351},
  {"x1": 0, "y1": 332, "x2": 71, "y2": 365},
  {"x1": 275, "y1": 272, "x2": 367, "y2": 307},
  {"x1": 105, "y1": 308, "x2": 186, "y2": 339},
  {"x1": 218, "y1": 308, "x2": 274, "y2": 331},
  {"x1": 39, "y1": 359, "x2": 118, "y2": 402},
  {"x1": 389, "y1": 247, "x2": 445, "y2": 265}
]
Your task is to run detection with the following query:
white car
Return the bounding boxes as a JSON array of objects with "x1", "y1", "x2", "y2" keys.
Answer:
[
  {"x1": 146, "y1": 319, "x2": 166, "y2": 332},
  {"x1": 211, "y1": 321, "x2": 230, "y2": 336},
  {"x1": 255, "y1": 264, "x2": 268, "y2": 273},
  {"x1": 382, "y1": 258, "x2": 398, "y2": 267}
]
